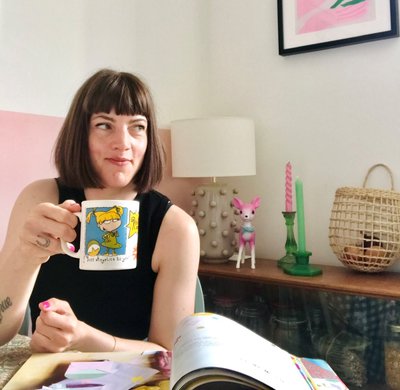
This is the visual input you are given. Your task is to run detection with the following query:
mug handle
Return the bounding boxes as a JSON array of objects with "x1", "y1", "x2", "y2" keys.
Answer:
[{"x1": 60, "y1": 211, "x2": 81, "y2": 259}]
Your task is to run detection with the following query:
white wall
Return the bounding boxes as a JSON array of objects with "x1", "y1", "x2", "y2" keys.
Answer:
[
  {"x1": 1, "y1": 0, "x2": 400, "y2": 269},
  {"x1": 0, "y1": 0, "x2": 206, "y2": 119}
]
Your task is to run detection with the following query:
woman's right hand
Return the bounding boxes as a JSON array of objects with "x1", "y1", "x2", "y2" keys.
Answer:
[
  {"x1": 19, "y1": 199, "x2": 80, "y2": 263},
  {"x1": 0, "y1": 183, "x2": 80, "y2": 346}
]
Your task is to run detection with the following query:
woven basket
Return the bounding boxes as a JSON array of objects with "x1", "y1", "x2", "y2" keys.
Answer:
[{"x1": 329, "y1": 164, "x2": 400, "y2": 272}]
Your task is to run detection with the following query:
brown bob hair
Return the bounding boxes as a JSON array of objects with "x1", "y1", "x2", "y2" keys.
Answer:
[{"x1": 54, "y1": 69, "x2": 165, "y2": 193}]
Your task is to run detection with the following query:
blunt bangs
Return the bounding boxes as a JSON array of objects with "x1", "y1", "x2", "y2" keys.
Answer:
[{"x1": 83, "y1": 72, "x2": 152, "y2": 118}]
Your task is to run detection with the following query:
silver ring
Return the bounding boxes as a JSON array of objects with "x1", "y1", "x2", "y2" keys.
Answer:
[{"x1": 35, "y1": 235, "x2": 51, "y2": 248}]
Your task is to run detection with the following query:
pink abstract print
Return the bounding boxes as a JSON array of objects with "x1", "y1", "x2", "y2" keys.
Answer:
[{"x1": 296, "y1": 0, "x2": 375, "y2": 34}]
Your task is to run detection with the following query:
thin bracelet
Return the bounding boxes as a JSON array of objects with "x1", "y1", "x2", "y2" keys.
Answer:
[{"x1": 111, "y1": 335, "x2": 117, "y2": 352}]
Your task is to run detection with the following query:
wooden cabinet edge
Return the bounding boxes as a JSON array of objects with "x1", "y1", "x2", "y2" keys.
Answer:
[{"x1": 198, "y1": 258, "x2": 400, "y2": 300}]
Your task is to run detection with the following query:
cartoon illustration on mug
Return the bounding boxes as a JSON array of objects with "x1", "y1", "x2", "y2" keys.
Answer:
[
  {"x1": 84, "y1": 205, "x2": 139, "y2": 263},
  {"x1": 87, "y1": 240, "x2": 101, "y2": 256},
  {"x1": 127, "y1": 210, "x2": 139, "y2": 259},
  {"x1": 126, "y1": 210, "x2": 139, "y2": 238},
  {"x1": 85, "y1": 206, "x2": 118, "y2": 255}
]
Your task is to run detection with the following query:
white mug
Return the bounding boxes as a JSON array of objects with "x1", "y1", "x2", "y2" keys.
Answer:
[{"x1": 61, "y1": 200, "x2": 140, "y2": 271}]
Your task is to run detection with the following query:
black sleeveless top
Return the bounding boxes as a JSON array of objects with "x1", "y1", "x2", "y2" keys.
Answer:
[{"x1": 29, "y1": 179, "x2": 172, "y2": 339}]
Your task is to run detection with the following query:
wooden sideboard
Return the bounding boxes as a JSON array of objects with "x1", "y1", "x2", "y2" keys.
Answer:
[
  {"x1": 198, "y1": 258, "x2": 400, "y2": 390},
  {"x1": 198, "y1": 258, "x2": 400, "y2": 300}
]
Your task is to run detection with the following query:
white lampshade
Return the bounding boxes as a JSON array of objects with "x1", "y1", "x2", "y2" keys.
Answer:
[{"x1": 170, "y1": 117, "x2": 256, "y2": 178}]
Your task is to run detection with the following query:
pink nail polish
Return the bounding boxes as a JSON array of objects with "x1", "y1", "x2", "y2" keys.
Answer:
[
  {"x1": 67, "y1": 243, "x2": 75, "y2": 252},
  {"x1": 41, "y1": 301, "x2": 50, "y2": 309}
]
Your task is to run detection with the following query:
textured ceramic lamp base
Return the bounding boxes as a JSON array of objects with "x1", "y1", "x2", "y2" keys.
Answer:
[{"x1": 190, "y1": 183, "x2": 237, "y2": 262}]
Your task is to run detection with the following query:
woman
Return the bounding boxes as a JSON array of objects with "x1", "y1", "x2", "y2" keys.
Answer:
[{"x1": 0, "y1": 69, "x2": 200, "y2": 353}]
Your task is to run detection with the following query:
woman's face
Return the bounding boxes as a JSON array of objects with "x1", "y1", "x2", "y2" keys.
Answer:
[{"x1": 88, "y1": 109, "x2": 148, "y2": 190}]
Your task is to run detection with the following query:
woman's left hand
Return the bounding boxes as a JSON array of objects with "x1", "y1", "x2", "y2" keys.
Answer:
[{"x1": 30, "y1": 298, "x2": 83, "y2": 353}]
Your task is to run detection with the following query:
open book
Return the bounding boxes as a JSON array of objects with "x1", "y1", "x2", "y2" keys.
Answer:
[
  {"x1": 5, "y1": 313, "x2": 348, "y2": 390},
  {"x1": 170, "y1": 313, "x2": 348, "y2": 390}
]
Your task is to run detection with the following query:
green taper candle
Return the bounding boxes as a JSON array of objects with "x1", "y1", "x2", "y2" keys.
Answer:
[{"x1": 295, "y1": 177, "x2": 306, "y2": 252}]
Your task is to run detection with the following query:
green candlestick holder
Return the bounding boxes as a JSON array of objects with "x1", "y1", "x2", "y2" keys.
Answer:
[
  {"x1": 277, "y1": 211, "x2": 297, "y2": 268},
  {"x1": 283, "y1": 250, "x2": 323, "y2": 276}
]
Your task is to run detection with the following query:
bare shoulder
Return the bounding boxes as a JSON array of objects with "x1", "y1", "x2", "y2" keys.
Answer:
[
  {"x1": 10, "y1": 178, "x2": 59, "y2": 223},
  {"x1": 152, "y1": 204, "x2": 199, "y2": 272},
  {"x1": 162, "y1": 204, "x2": 198, "y2": 237},
  {"x1": 16, "y1": 178, "x2": 59, "y2": 205}
]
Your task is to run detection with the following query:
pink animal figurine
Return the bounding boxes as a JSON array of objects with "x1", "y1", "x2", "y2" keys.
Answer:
[{"x1": 232, "y1": 196, "x2": 261, "y2": 269}]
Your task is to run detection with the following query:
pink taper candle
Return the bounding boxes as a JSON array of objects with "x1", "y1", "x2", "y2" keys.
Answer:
[{"x1": 285, "y1": 162, "x2": 293, "y2": 212}]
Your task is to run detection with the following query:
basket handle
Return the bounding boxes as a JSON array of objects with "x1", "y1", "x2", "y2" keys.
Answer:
[{"x1": 362, "y1": 163, "x2": 394, "y2": 190}]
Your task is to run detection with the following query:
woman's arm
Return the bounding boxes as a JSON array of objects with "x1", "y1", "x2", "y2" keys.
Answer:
[
  {"x1": 0, "y1": 179, "x2": 79, "y2": 345},
  {"x1": 30, "y1": 298, "x2": 166, "y2": 353},
  {"x1": 148, "y1": 205, "x2": 200, "y2": 350}
]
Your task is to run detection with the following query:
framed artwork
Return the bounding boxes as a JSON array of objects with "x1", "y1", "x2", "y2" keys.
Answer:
[{"x1": 278, "y1": 0, "x2": 399, "y2": 55}]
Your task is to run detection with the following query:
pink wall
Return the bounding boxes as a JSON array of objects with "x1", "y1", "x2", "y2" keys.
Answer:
[
  {"x1": 0, "y1": 110, "x2": 62, "y2": 247},
  {"x1": 0, "y1": 110, "x2": 201, "y2": 248}
]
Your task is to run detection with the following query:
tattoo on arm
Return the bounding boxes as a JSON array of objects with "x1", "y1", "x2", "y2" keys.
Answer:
[{"x1": 0, "y1": 297, "x2": 12, "y2": 324}]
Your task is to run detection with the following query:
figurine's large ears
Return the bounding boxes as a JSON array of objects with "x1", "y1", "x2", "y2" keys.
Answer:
[
  {"x1": 232, "y1": 197, "x2": 244, "y2": 209},
  {"x1": 251, "y1": 196, "x2": 261, "y2": 209}
]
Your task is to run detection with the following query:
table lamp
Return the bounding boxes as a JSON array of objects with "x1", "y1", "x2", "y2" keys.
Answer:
[{"x1": 170, "y1": 117, "x2": 256, "y2": 262}]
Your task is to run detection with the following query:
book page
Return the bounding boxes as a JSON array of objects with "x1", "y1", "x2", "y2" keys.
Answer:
[{"x1": 171, "y1": 313, "x2": 311, "y2": 390}]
